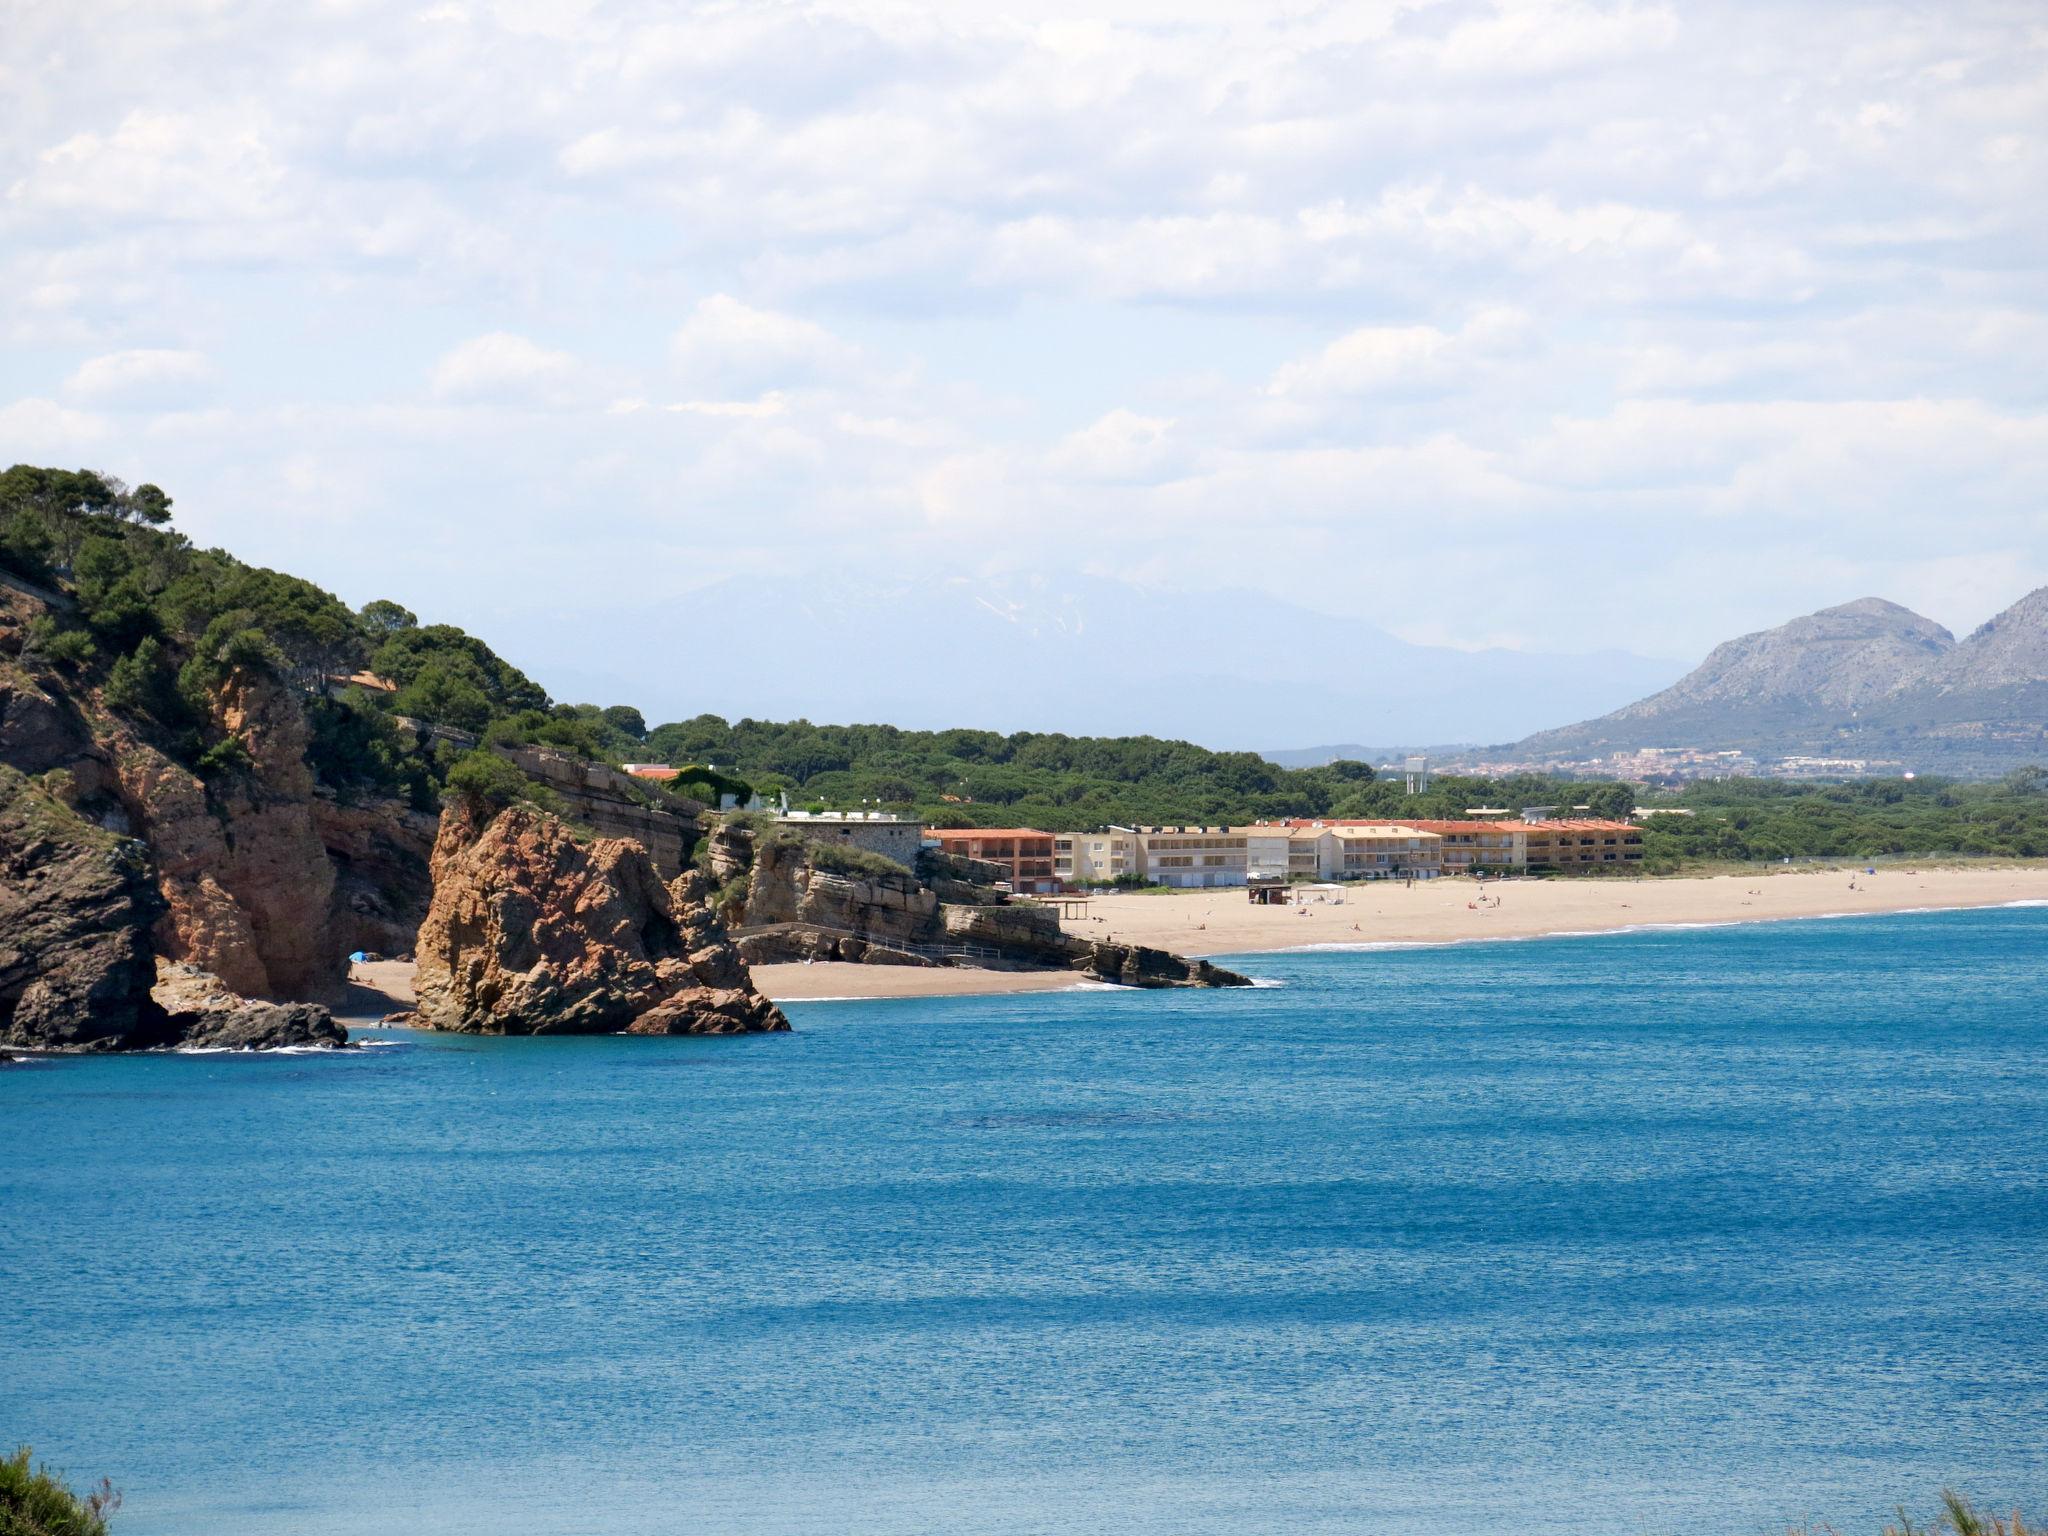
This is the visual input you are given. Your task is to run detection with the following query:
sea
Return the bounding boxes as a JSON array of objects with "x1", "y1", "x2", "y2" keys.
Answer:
[{"x1": 4, "y1": 906, "x2": 2046, "y2": 1535}]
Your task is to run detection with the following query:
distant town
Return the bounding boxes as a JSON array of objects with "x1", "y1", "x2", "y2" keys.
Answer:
[{"x1": 1428, "y1": 746, "x2": 1894, "y2": 784}]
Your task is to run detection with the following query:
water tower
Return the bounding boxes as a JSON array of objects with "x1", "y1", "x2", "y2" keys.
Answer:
[{"x1": 1404, "y1": 755, "x2": 1430, "y2": 794}]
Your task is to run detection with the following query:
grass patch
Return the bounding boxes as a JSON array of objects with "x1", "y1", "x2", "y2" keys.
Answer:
[{"x1": 0, "y1": 1446, "x2": 120, "y2": 1536}]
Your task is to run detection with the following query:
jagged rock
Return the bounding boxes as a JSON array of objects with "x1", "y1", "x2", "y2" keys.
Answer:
[
  {"x1": 0, "y1": 764, "x2": 171, "y2": 1051},
  {"x1": 151, "y1": 960, "x2": 349, "y2": 1050},
  {"x1": 1073, "y1": 943, "x2": 1251, "y2": 989},
  {"x1": 412, "y1": 802, "x2": 787, "y2": 1036}
]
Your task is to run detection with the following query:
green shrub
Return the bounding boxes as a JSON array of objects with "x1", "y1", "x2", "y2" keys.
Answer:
[
  {"x1": 443, "y1": 749, "x2": 547, "y2": 816},
  {"x1": 713, "y1": 871, "x2": 751, "y2": 921},
  {"x1": 194, "y1": 735, "x2": 254, "y2": 779},
  {"x1": 807, "y1": 840, "x2": 909, "y2": 878},
  {"x1": 34, "y1": 626, "x2": 97, "y2": 670},
  {"x1": 0, "y1": 1445, "x2": 120, "y2": 1535}
]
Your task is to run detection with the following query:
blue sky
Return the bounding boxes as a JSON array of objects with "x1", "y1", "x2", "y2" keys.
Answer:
[{"x1": 4, "y1": 0, "x2": 2045, "y2": 704}]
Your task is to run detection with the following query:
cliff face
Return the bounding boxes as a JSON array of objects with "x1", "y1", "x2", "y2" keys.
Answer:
[
  {"x1": 0, "y1": 764, "x2": 344, "y2": 1052},
  {"x1": 1, "y1": 582, "x2": 420, "y2": 1043},
  {"x1": 0, "y1": 764, "x2": 170, "y2": 1051},
  {"x1": 314, "y1": 798, "x2": 438, "y2": 957},
  {"x1": 104, "y1": 668, "x2": 342, "y2": 1000},
  {"x1": 411, "y1": 802, "x2": 787, "y2": 1036}
]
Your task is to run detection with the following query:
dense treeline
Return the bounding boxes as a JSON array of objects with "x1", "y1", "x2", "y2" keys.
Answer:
[
  {"x1": 1633, "y1": 771, "x2": 2048, "y2": 869},
  {"x1": 7, "y1": 462, "x2": 2046, "y2": 866}
]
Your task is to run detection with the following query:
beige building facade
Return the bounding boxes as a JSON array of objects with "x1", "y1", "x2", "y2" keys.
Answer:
[{"x1": 1055, "y1": 829, "x2": 1140, "y2": 886}]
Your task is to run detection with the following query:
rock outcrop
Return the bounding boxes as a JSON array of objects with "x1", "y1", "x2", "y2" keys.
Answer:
[
  {"x1": 150, "y1": 961, "x2": 349, "y2": 1050},
  {"x1": 2, "y1": 581, "x2": 432, "y2": 1014},
  {"x1": 717, "y1": 821, "x2": 1249, "y2": 988},
  {"x1": 0, "y1": 764, "x2": 171, "y2": 1051},
  {"x1": 411, "y1": 801, "x2": 787, "y2": 1036}
]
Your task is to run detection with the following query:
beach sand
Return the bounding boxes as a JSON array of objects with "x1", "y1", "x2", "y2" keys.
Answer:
[
  {"x1": 337, "y1": 864, "x2": 2048, "y2": 1010},
  {"x1": 1061, "y1": 863, "x2": 2048, "y2": 958}
]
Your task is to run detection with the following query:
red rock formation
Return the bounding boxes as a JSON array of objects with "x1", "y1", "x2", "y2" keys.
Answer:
[
  {"x1": 411, "y1": 802, "x2": 787, "y2": 1036},
  {"x1": 101, "y1": 669, "x2": 342, "y2": 1001}
]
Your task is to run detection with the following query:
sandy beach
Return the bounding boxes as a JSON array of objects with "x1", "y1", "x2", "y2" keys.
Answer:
[
  {"x1": 1058, "y1": 863, "x2": 2048, "y2": 959},
  {"x1": 339, "y1": 864, "x2": 2048, "y2": 1010}
]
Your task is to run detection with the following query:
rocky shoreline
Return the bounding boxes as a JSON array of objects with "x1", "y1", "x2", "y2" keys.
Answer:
[{"x1": 3, "y1": 572, "x2": 1239, "y2": 1053}]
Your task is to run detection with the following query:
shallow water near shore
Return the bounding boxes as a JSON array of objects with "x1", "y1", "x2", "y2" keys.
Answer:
[{"x1": 5, "y1": 907, "x2": 2047, "y2": 1535}]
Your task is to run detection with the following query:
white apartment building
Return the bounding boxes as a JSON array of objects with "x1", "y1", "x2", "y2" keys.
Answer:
[
  {"x1": 1246, "y1": 822, "x2": 1442, "y2": 880},
  {"x1": 1128, "y1": 826, "x2": 1249, "y2": 888},
  {"x1": 1330, "y1": 825, "x2": 1441, "y2": 878}
]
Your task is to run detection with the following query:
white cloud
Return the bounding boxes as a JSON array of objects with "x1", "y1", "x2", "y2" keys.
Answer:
[
  {"x1": 1, "y1": 0, "x2": 2044, "y2": 675},
  {"x1": 668, "y1": 295, "x2": 855, "y2": 393},
  {"x1": 1048, "y1": 409, "x2": 1185, "y2": 483},
  {"x1": 0, "y1": 397, "x2": 110, "y2": 456},
  {"x1": 8, "y1": 108, "x2": 287, "y2": 223},
  {"x1": 63, "y1": 348, "x2": 215, "y2": 405},
  {"x1": 428, "y1": 332, "x2": 583, "y2": 405}
]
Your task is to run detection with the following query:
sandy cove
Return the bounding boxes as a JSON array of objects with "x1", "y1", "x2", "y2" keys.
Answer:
[{"x1": 339, "y1": 865, "x2": 2048, "y2": 1011}]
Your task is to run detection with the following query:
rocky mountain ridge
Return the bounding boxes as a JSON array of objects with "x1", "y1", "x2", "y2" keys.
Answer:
[{"x1": 1517, "y1": 584, "x2": 2048, "y2": 771}]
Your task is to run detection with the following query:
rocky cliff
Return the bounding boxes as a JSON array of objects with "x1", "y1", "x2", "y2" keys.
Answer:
[
  {"x1": 0, "y1": 763, "x2": 169, "y2": 1050},
  {"x1": 0, "y1": 764, "x2": 345, "y2": 1052},
  {"x1": 410, "y1": 801, "x2": 787, "y2": 1036},
  {"x1": 714, "y1": 821, "x2": 1248, "y2": 988},
  {"x1": 498, "y1": 745, "x2": 700, "y2": 879},
  {"x1": 0, "y1": 582, "x2": 420, "y2": 1044}
]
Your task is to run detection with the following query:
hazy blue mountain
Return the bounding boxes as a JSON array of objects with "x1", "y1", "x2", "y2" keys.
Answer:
[
  {"x1": 536, "y1": 572, "x2": 1681, "y2": 751},
  {"x1": 1515, "y1": 587, "x2": 2048, "y2": 773}
]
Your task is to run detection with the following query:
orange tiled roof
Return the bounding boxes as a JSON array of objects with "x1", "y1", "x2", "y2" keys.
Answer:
[{"x1": 928, "y1": 827, "x2": 1054, "y2": 840}]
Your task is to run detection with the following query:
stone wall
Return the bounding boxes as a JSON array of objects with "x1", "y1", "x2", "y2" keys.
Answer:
[
  {"x1": 500, "y1": 745, "x2": 701, "y2": 880},
  {"x1": 775, "y1": 815, "x2": 924, "y2": 866}
]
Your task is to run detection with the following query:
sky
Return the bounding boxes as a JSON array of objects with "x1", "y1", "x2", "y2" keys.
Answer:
[{"x1": 4, "y1": 0, "x2": 2046, "y2": 722}]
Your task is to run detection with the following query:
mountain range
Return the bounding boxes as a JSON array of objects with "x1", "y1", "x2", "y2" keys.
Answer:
[
  {"x1": 534, "y1": 572, "x2": 1682, "y2": 751},
  {"x1": 1514, "y1": 586, "x2": 2048, "y2": 774}
]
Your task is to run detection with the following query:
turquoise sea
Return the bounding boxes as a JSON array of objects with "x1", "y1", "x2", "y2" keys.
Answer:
[{"x1": 5, "y1": 906, "x2": 2047, "y2": 1535}]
